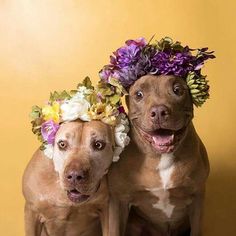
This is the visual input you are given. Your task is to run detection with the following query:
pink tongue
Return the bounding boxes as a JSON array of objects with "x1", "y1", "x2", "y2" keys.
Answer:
[{"x1": 152, "y1": 134, "x2": 174, "y2": 146}]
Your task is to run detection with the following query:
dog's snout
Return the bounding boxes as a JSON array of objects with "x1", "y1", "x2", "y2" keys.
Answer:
[
  {"x1": 150, "y1": 105, "x2": 170, "y2": 122},
  {"x1": 66, "y1": 170, "x2": 88, "y2": 184}
]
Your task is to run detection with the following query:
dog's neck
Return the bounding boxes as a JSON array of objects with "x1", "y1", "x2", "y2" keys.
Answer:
[{"x1": 128, "y1": 120, "x2": 197, "y2": 159}]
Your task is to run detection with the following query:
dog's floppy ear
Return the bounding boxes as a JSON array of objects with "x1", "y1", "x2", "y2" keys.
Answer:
[{"x1": 125, "y1": 95, "x2": 129, "y2": 108}]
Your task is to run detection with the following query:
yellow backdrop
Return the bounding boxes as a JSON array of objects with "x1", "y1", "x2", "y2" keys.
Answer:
[{"x1": 0, "y1": 0, "x2": 235, "y2": 235}]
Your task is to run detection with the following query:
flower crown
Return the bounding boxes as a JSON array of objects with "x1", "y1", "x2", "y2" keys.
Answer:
[
  {"x1": 30, "y1": 77, "x2": 130, "y2": 162},
  {"x1": 99, "y1": 37, "x2": 215, "y2": 107}
]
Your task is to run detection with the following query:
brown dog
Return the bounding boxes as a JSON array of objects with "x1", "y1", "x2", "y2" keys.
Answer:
[
  {"x1": 23, "y1": 120, "x2": 114, "y2": 236},
  {"x1": 108, "y1": 75, "x2": 209, "y2": 236}
]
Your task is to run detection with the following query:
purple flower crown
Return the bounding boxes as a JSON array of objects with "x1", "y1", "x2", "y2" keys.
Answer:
[{"x1": 99, "y1": 37, "x2": 215, "y2": 106}]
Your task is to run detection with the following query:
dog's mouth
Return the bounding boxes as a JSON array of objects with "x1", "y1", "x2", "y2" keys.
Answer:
[
  {"x1": 67, "y1": 189, "x2": 90, "y2": 203},
  {"x1": 138, "y1": 127, "x2": 187, "y2": 153}
]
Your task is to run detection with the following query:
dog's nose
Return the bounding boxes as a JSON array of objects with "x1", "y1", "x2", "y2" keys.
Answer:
[
  {"x1": 66, "y1": 170, "x2": 88, "y2": 184},
  {"x1": 150, "y1": 105, "x2": 170, "y2": 121}
]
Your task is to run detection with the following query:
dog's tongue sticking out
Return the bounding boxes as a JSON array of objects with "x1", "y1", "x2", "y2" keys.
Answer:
[{"x1": 151, "y1": 129, "x2": 175, "y2": 153}]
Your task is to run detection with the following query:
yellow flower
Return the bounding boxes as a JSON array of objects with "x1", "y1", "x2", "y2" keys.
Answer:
[
  {"x1": 88, "y1": 103, "x2": 118, "y2": 125},
  {"x1": 42, "y1": 101, "x2": 60, "y2": 123},
  {"x1": 102, "y1": 115, "x2": 117, "y2": 126},
  {"x1": 88, "y1": 103, "x2": 106, "y2": 120}
]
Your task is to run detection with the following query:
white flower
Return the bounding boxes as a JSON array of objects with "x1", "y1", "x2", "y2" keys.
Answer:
[
  {"x1": 61, "y1": 96, "x2": 91, "y2": 122},
  {"x1": 112, "y1": 114, "x2": 130, "y2": 162},
  {"x1": 115, "y1": 122, "x2": 130, "y2": 134},
  {"x1": 73, "y1": 87, "x2": 92, "y2": 99},
  {"x1": 77, "y1": 86, "x2": 92, "y2": 94},
  {"x1": 115, "y1": 123, "x2": 126, "y2": 133},
  {"x1": 44, "y1": 144, "x2": 54, "y2": 159},
  {"x1": 113, "y1": 147, "x2": 123, "y2": 162},
  {"x1": 115, "y1": 131, "x2": 130, "y2": 148},
  {"x1": 79, "y1": 113, "x2": 91, "y2": 121},
  {"x1": 119, "y1": 113, "x2": 129, "y2": 125}
]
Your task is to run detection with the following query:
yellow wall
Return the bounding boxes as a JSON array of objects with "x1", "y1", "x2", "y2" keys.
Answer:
[{"x1": 0, "y1": 0, "x2": 235, "y2": 235}]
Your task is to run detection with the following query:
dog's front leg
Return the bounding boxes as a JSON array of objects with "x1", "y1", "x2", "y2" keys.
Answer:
[
  {"x1": 188, "y1": 190, "x2": 205, "y2": 236},
  {"x1": 99, "y1": 202, "x2": 109, "y2": 236},
  {"x1": 24, "y1": 203, "x2": 43, "y2": 236},
  {"x1": 108, "y1": 197, "x2": 130, "y2": 236}
]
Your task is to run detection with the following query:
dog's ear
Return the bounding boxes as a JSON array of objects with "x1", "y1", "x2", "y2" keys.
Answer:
[{"x1": 125, "y1": 95, "x2": 129, "y2": 108}]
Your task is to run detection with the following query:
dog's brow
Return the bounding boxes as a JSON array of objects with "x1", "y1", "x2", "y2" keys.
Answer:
[
  {"x1": 90, "y1": 131, "x2": 104, "y2": 138},
  {"x1": 90, "y1": 131, "x2": 108, "y2": 141},
  {"x1": 64, "y1": 132, "x2": 77, "y2": 140},
  {"x1": 65, "y1": 133, "x2": 71, "y2": 139},
  {"x1": 139, "y1": 82, "x2": 150, "y2": 91},
  {"x1": 90, "y1": 131, "x2": 96, "y2": 136}
]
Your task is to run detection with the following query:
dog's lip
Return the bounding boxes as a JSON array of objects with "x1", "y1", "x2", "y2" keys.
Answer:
[
  {"x1": 66, "y1": 181, "x2": 101, "y2": 203},
  {"x1": 149, "y1": 127, "x2": 186, "y2": 137},
  {"x1": 67, "y1": 189, "x2": 90, "y2": 203},
  {"x1": 137, "y1": 126, "x2": 186, "y2": 153}
]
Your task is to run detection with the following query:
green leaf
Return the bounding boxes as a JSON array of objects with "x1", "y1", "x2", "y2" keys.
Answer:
[
  {"x1": 86, "y1": 92, "x2": 97, "y2": 105},
  {"x1": 156, "y1": 37, "x2": 184, "y2": 52},
  {"x1": 49, "y1": 90, "x2": 71, "y2": 102},
  {"x1": 70, "y1": 90, "x2": 77, "y2": 96},
  {"x1": 172, "y1": 42, "x2": 184, "y2": 52},
  {"x1": 39, "y1": 143, "x2": 46, "y2": 151},
  {"x1": 30, "y1": 106, "x2": 42, "y2": 120},
  {"x1": 97, "y1": 81, "x2": 114, "y2": 96},
  {"x1": 109, "y1": 78, "x2": 128, "y2": 95},
  {"x1": 49, "y1": 91, "x2": 58, "y2": 102},
  {"x1": 147, "y1": 34, "x2": 155, "y2": 45},
  {"x1": 60, "y1": 90, "x2": 71, "y2": 100},
  {"x1": 157, "y1": 37, "x2": 173, "y2": 50},
  {"x1": 77, "y1": 76, "x2": 94, "y2": 89},
  {"x1": 109, "y1": 94, "x2": 121, "y2": 105}
]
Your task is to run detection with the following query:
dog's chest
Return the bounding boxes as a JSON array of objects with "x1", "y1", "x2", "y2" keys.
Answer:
[
  {"x1": 157, "y1": 153, "x2": 175, "y2": 189},
  {"x1": 145, "y1": 153, "x2": 176, "y2": 218},
  {"x1": 128, "y1": 153, "x2": 194, "y2": 221},
  {"x1": 139, "y1": 153, "x2": 193, "y2": 222}
]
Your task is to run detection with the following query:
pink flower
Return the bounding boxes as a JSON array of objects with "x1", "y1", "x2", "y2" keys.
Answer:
[
  {"x1": 125, "y1": 37, "x2": 147, "y2": 47},
  {"x1": 41, "y1": 120, "x2": 60, "y2": 144}
]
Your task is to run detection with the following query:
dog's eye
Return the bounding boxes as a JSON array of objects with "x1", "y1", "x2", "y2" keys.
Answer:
[
  {"x1": 92, "y1": 140, "x2": 105, "y2": 151},
  {"x1": 135, "y1": 90, "x2": 143, "y2": 100},
  {"x1": 173, "y1": 84, "x2": 184, "y2": 96},
  {"x1": 57, "y1": 140, "x2": 68, "y2": 150}
]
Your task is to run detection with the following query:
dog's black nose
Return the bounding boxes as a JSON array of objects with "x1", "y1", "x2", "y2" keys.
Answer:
[
  {"x1": 66, "y1": 170, "x2": 88, "y2": 184},
  {"x1": 150, "y1": 105, "x2": 170, "y2": 121}
]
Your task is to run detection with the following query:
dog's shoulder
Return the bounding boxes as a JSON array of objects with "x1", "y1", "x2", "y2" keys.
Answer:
[
  {"x1": 172, "y1": 130, "x2": 209, "y2": 190},
  {"x1": 22, "y1": 149, "x2": 58, "y2": 204},
  {"x1": 198, "y1": 135, "x2": 210, "y2": 176}
]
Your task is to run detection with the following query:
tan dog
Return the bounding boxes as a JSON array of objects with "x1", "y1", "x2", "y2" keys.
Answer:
[
  {"x1": 108, "y1": 75, "x2": 209, "y2": 236},
  {"x1": 23, "y1": 120, "x2": 114, "y2": 236}
]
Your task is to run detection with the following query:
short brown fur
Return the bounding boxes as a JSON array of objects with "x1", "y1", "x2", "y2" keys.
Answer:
[
  {"x1": 23, "y1": 120, "x2": 114, "y2": 236},
  {"x1": 108, "y1": 75, "x2": 209, "y2": 236}
]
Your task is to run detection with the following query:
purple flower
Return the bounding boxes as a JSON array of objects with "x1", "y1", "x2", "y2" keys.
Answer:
[
  {"x1": 151, "y1": 51, "x2": 194, "y2": 77},
  {"x1": 99, "y1": 67, "x2": 112, "y2": 81},
  {"x1": 41, "y1": 120, "x2": 60, "y2": 144},
  {"x1": 111, "y1": 38, "x2": 147, "y2": 68},
  {"x1": 126, "y1": 37, "x2": 147, "y2": 47},
  {"x1": 192, "y1": 48, "x2": 216, "y2": 72},
  {"x1": 99, "y1": 37, "x2": 215, "y2": 89},
  {"x1": 118, "y1": 106, "x2": 125, "y2": 114}
]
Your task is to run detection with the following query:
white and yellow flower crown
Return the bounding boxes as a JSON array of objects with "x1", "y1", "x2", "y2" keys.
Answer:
[{"x1": 30, "y1": 77, "x2": 130, "y2": 162}]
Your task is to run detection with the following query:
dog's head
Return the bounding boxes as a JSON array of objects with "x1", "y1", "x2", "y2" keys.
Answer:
[
  {"x1": 127, "y1": 74, "x2": 193, "y2": 154},
  {"x1": 52, "y1": 120, "x2": 113, "y2": 203}
]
